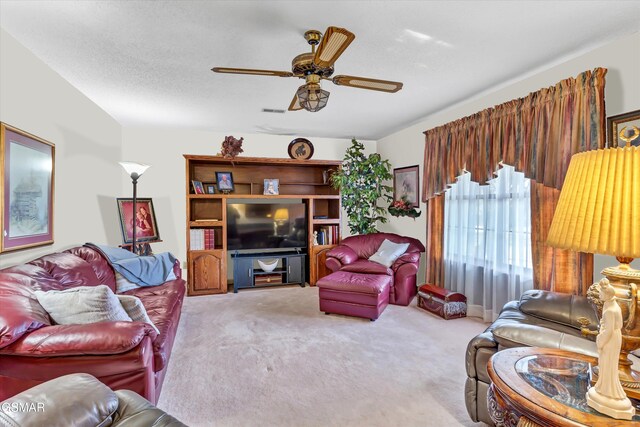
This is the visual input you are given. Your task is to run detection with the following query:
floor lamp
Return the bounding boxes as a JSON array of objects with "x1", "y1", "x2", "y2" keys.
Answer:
[{"x1": 119, "y1": 161, "x2": 150, "y2": 255}]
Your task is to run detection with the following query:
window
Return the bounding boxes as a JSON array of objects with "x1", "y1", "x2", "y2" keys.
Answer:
[{"x1": 443, "y1": 165, "x2": 533, "y2": 321}]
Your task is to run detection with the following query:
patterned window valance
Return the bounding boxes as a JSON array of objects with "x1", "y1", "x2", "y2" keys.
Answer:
[{"x1": 422, "y1": 68, "x2": 607, "y2": 201}]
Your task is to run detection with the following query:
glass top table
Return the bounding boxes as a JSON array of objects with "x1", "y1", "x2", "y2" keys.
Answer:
[
  {"x1": 488, "y1": 347, "x2": 640, "y2": 426},
  {"x1": 516, "y1": 354, "x2": 640, "y2": 420}
]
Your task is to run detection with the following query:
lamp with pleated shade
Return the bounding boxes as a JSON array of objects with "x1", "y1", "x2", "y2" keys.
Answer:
[{"x1": 547, "y1": 145, "x2": 640, "y2": 399}]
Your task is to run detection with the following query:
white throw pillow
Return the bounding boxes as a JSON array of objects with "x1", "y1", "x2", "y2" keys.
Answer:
[
  {"x1": 368, "y1": 239, "x2": 410, "y2": 267},
  {"x1": 117, "y1": 295, "x2": 160, "y2": 335},
  {"x1": 34, "y1": 285, "x2": 131, "y2": 325}
]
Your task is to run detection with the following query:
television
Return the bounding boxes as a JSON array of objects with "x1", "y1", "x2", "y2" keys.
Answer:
[{"x1": 226, "y1": 201, "x2": 307, "y2": 251}]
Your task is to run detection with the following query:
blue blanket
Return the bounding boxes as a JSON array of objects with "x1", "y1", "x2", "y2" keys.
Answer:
[{"x1": 85, "y1": 243, "x2": 177, "y2": 287}]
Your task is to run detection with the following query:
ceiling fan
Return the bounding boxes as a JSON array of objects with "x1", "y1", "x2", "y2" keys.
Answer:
[{"x1": 212, "y1": 26, "x2": 403, "y2": 112}]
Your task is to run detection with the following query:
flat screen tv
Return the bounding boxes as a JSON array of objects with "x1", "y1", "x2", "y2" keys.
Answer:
[{"x1": 227, "y1": 201, "x2": 307, "y2": 251}]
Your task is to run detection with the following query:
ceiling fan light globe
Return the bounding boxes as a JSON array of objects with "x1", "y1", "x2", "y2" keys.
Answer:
[{"x1": 296, "y1": 84, "x2": 329, "y2": 112}]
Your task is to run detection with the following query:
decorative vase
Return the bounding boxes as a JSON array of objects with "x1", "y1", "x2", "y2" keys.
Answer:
[{"x1": 257, "y1": 259, "x2": 279, "y2": 272}]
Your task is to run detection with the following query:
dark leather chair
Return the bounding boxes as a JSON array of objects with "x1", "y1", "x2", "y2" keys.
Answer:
[
  {"x1": 0, "y1": 373, "x2": 186, "y2": 427},
  {"x1": 325, "y1": 232, "x2": 425, "y2": 306},
  {"x1": 0, "y1": 246, "x2": 185, "y2": 404}
]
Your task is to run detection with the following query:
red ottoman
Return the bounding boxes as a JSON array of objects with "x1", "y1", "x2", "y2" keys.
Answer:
[{"x1": 317, "y1": 271, "x2": 391, "y2": 321}]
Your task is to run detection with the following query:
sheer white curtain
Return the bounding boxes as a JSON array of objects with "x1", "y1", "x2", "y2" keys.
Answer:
[{"x1": 443, "y1": 165, "x2": 533, "y2": 322}]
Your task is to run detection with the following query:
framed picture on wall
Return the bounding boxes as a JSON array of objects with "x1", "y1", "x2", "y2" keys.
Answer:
[
  {"x1": 393, "y1": 165, "x2": 420, "y2": 208},
  {"x1": 608, "y1": 109, "x2": 640, "y2": 147},
  {"x1": 116, "y1": 198, "x2": 160, "y2": 244},
  {"x1": 0, "y1": 123, "x2": 55, "y2": 253}
]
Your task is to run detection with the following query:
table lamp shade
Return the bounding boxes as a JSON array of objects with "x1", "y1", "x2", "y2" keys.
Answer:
[
  {"x1": 547, "y1": 146, "x2": 639, "y2": 258},
  {"x1": 274, "y1": 208, "x2": 289, "y2": 222}
]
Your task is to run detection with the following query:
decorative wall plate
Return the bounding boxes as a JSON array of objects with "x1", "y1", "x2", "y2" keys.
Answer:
[{"x1": 288, "y1": 138, "x2": 314, "y2": 160}]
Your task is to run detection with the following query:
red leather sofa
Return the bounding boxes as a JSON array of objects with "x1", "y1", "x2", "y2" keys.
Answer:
[
  {"x1": 0, "y1": 246, "x2": 185, "y2": 404},
  {"x1": 325, "y1": 232, "x2": 425, "y2": 306}
]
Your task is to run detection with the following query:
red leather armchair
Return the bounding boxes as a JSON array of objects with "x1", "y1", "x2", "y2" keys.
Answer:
[
  {"x1": 0, "y1": 246, "x2": 185, "y2": 404},
  {"x1": 325, "y1": 232, "x2": 425, "y2": 306}
]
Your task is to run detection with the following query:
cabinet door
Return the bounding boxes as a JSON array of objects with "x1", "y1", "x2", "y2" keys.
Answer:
[
  {"x1": 233, "y1": 257, "x2": 253, "y2": 290},
  {"x1": 287, "y1": 256, "x2": 304, "y2": 284},
  {"x1": 310, "y1": 246, "x2": 334, "y2": 286},
  {"x1": 188, "y1": 250, "x2": 226, "y2": 295}
]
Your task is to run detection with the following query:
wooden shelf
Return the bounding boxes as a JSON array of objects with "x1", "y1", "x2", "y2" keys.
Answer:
[
  {"x1": 188, "y1": 194, "x2": 340, "y2": 199},
  {"x1": 185, "y1": 155, "x2": 341, "y2": 167},
  {"x1": 231, "y1": 182, "x2": 332, "y2": 186},
  {"x1": 189, "y1": 220, "x2": 223, "y2": 227},
  {"x1": 254, "y1": 269, "x2": 287, "y2": 276},
  {"x1": 312, "y1": 244, "x2": 336, "y2": 249},
  {"x1": 313, "y1": 219, "x2": 340, "y2": 225}
]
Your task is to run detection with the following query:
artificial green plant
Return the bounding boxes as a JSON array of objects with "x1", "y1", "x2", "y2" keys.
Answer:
[{"x1": 331, "y1": 138, "x2": 393, "y2": 235}]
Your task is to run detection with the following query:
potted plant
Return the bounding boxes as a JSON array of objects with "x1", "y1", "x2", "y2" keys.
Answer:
[
  {"x1": 388, "y1": 195, "x2": 422, "y2": 219},
  {"x1": 331, "y1": 138, "x2": 393, "y2": 234}
]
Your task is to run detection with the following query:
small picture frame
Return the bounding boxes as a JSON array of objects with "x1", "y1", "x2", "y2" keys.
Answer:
[
  {"x1": 393, "y1": 165, "x2": 420, "y2": 208},
  {"x1": 116, "y1": 198, "x2": 160, "y2": 244},
  {"x1": 205, "y1": 184, "x2": 216, "y2": 194},
  {"x1": 191, "y1": 180, "x2": 204, "y2": 194},
  {"x1": 264, "y1": 179, "x2": 279, "y2": 195},
  {"x1": 215, "y1": 171, "x2": 234, "y2": 192},
  {"x1": 608, "y1": 109, "x2": 640, "y2": 148}
]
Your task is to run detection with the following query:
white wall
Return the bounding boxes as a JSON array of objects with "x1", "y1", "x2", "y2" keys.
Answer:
[
  {"x1": 0, "y1": 30, "x2": 122, "y2": 268},
  {"x1": 121, "y1": 128, "x2": 374, "y2": 268},
  {"x1": 377, "y1": 32, "x2": 640, "y2": 283}
]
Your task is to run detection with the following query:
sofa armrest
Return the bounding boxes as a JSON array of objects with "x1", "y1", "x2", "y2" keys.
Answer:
[
  {"x1": 114, "y1": 389, "x2": 187, "y2": 426},
  {"x1": 173, "y1": 258, "x2": 182, "y2": 279},
  {"x1": 465, "y1": 331, "x2": 497, "y2": 378},
  {"x1": 0, "y1": 373, "x2": 118, "y2": 427},
  {"x1": 391, "y1": 252, "x2": 420, "y2": 272},
  {"x1": 0, "y1": 322, "x2": 157, "y2": 357},
  {"x1": 492, "y1": 324, "x2": 597, "y2": 357},
  {"x1": 327, "y1": 245, "x2": 359, "y2": 265},
  {"x1": 326, "y1": 245, "x2": 359, "y2": 271},
  {"x1": 392, "y1": 252, "x2": 420, "y2": 272}
]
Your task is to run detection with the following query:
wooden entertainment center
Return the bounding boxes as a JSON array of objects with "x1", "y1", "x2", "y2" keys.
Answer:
[{"x1": 184, "y1": 155, "x2": 342, "y2": 296}]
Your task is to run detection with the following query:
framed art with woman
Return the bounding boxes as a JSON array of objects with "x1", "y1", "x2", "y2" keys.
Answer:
[{"x1": 116, "y1": 198, "x2": 160, "y2": 244}]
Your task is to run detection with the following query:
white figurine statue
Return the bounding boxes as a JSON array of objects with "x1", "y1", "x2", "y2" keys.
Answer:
[
  {"x1": 313, "y1": 231, "x2": 319, "y2": 246},
  {"x1": 586, "y1": 278, "x2": 635, "y2": 420}
]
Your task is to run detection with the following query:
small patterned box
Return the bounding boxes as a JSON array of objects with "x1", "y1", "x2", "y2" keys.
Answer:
[{"x1": 417, "y1": 283, "x2": 467, "y2": 320}]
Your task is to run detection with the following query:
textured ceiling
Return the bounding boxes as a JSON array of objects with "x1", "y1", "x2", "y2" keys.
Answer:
[{"x1": 1, "y1": 1, "x2": 639, "y2": 140}]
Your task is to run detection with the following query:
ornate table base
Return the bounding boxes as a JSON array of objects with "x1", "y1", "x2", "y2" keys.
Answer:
[{"x1": 488, "y1": 383, "x2": 543, "y2": 427}]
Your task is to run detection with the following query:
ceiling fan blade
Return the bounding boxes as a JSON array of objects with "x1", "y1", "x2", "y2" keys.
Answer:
[
  {"x1": 313, "y1": 27, "x2": 355, "y2": 68},
  {"x1": 332, "y1": 75, "x2": 403, "y2": 93},
  {"x1": 212, "y1": 67, "x2": 294, "y2": 78},
  {"x1": 288, "y1": 93, "x2": 303, "y2": 111}
]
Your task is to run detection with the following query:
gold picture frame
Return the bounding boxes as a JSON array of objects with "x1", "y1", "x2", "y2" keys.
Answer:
[
  {"x1": 607, "y1": 109, "x2": 640, "y2": 148},
  {"x1": 1, "y1": 123, "x2": 55, "y2": 253},
  {"x1": 393, "y1": 165, "x2": 420, "y2": 208}
]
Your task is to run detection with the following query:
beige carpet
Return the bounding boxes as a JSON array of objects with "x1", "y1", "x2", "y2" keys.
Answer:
[{"x1": 158, "y1": 286, "x2": 487, "y2": 427}]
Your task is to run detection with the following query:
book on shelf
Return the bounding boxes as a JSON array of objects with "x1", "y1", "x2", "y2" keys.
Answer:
[
  {"x1": 194, "y1": 218, "x2": 220, "y2": 222},
  {"x1": 189, "y1": 229, "x2": 215, "y2": 250},
  {"x1": 315, "y1": 225, "x2": 339, "y2": 246}
]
